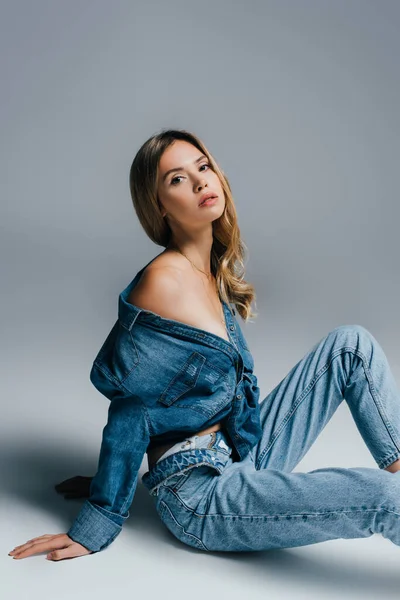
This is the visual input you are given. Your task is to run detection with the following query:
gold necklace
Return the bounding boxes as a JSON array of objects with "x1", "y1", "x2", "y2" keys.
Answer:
[{"x1": 167, "y1": 246, "x2": 227, "y2": 330}]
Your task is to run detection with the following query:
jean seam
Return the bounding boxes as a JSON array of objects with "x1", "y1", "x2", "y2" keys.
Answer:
[
  {"x1": 378, "y1": 450, "x2": 400, "y2": 469},
  {"x1": 256, "y1": 351, "x2": 336, "y2": 469},
  {"x1": 191, "y1": 506, "x2": 400, "y2": 520},
  {"x1": 160, "y1": 500, "x2": 208, "y2": 550},
  {"x1": 348, "y1": 346, "x2": 400, "y2": 455},
  {"x1": 256, "y1": 345, "x2": 400, "y2": 470}
]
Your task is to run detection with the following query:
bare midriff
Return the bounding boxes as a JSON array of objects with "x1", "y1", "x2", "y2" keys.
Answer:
[{"x1": 147, "y1": 421, "x2": 223, "y2": 470}]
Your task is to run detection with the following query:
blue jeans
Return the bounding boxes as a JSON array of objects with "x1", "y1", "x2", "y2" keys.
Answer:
[{"x1": 151, "y1": 325, "x2": 400, "y2": 551}]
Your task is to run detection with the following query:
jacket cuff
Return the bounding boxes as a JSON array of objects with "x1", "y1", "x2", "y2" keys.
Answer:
[{"x1": 67, "y1": 499, "x2": 123, "y2": 552}]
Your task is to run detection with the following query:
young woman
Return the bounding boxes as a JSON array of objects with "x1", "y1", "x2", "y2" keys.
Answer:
[{"x1": 9, "y1": 129, "x2": 400, "y2": 561}]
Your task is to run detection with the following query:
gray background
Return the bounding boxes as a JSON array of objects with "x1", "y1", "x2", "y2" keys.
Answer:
[{"x1": 1, "y1": 0, "x2": 400, "y2": 598}]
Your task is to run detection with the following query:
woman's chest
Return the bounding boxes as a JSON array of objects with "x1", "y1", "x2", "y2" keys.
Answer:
[{"x1": 130, "y1": 274, "x2": 230, "y2": 343}]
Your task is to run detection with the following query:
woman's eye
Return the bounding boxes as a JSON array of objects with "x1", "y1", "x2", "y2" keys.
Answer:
[{"x1": 170, "y1": 163, "x2": 210, "y2": 185}]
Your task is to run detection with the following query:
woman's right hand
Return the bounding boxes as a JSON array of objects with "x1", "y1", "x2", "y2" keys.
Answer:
[
  {"x1": 54, "y1": 475, "x2": 93, "y2": 499},
  {"x1": 9, "y1": 533, "x2": 93, "y2": 561}
]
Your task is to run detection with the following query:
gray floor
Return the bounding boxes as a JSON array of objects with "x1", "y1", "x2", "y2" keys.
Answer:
[{"x1": 3, "y1": 373, "x2": 400, "y2": 600}]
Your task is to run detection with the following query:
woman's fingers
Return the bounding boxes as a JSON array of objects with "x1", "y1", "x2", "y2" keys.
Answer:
[
  {"x1": 9, "y1": 533, "x2": 93, "y2": 560},
  {"x1": 11, "y1": 534, "x2": 54, "y2": 550},
  {"x1": 9, "y1": 533, "x2": 67, "y2": 558}
]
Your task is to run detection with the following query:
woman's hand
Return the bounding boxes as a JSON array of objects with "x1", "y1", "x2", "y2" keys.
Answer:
[
  {"x1": 8, "y1": 533, "x2": 93, "y2": 560},
  {"x1": 54, "y1": 475, "x2": 93, "y2": 499}
]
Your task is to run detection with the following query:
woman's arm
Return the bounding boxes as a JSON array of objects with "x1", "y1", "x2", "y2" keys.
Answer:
[
  {"x1": 9, "y1": 392, "x2": 151, "y2": 561},
  {"x1": 66, "y1": 392, "x2": 151, "y2": 552}
]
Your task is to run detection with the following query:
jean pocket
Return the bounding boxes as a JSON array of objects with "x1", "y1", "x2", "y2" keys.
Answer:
[
  {"x1": 158, "y1": 499, "x2": 207, "y2": 551},
  {"x1": 162, "y1": 469, "x2": 194, "y2": 492},
  {"x1": 167, "y1": 464, "x2": 218, "y2": 515}
]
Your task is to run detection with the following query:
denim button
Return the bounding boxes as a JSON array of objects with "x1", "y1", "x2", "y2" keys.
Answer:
[
  {"x1": 230, "y1": 325, "x2": 234, "y2": 331},
  {"x1": 236, "y1": 394, "x2": 242, "y2": 399}
]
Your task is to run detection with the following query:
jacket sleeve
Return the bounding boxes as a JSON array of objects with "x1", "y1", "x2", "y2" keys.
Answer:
[{"x1": 66, "y1": 386, "x2": 151, "y2": 553}]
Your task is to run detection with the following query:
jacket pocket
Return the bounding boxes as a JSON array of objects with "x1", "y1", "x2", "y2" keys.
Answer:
[
  {"x1": 159, "y1": 351, "x2": 206, "y2": 406},
  {"x1": 158, "y1": 351, "x2": 230, "y2": 418}
]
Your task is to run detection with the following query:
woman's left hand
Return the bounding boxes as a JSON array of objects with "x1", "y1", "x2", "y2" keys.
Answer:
[{"x1": 8, "y1": 533, "x2": 94, "y2": 561}]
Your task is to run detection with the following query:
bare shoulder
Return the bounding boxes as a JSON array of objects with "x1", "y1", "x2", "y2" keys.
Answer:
[{"x1": 127, "y1": 253, "x2": 192, "y2": 321}]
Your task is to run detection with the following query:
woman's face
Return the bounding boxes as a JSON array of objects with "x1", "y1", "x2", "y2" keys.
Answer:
[{"x1": 157, "y1": 140, "x2": 225, "y2": 231}]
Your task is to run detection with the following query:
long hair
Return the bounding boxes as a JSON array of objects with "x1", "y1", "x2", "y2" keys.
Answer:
[{"x1": 129, "y1": 128, "x2": 257, "y2": 322}]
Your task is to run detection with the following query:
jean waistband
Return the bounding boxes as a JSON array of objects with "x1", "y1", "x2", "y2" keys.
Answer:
[
  {"x1": 155, "y1": 431, "x2": 231, "y2": 463},
  {"x1": 142, "y1": 429, "x2": 233, "y2": 496}
]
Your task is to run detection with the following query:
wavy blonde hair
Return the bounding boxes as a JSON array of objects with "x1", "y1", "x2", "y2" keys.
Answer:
[{"x1": 129, "y1": 128, "x2": 257, "y2": 322}]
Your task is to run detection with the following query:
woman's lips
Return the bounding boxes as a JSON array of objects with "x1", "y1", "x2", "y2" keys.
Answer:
[{"x1": 199, "y1": 196, "x2": 218, "y2": 207}]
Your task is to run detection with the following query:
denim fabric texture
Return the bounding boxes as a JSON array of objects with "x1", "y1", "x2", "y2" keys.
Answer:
[
  {"x1": 67, "y1": 252, "x2": 400, "y2": 554},
  {"x1": 67, "y1": 252, "x2": 262, "y2": 552},
  {"x1": 154, "y1": 324, "x2": 400, "y2": 553},
  {"x1": 142, "y1": 431, "x2": 233, "y2": 494}
]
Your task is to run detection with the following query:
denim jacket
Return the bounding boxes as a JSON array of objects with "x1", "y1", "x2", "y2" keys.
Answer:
[{"x1": 66, "y1": 253, "x2": 262, "y2": 552}]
